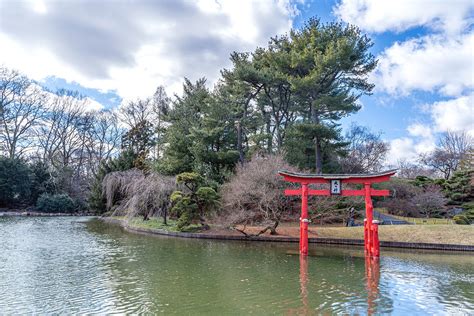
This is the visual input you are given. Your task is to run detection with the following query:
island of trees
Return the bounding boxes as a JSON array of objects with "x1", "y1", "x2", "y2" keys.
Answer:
[{"x1": 1, "y1": 18, "x2": 472, "y2": 232}]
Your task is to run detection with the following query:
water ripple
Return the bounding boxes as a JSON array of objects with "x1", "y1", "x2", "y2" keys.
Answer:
[{"x1": 0, "y1": 217, "x2": 473, "y2": 315}]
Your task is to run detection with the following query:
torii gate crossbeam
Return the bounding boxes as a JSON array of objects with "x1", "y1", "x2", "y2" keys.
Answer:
[{"x1": 279, "y1": 170, "x2": 397, "y2": 257}]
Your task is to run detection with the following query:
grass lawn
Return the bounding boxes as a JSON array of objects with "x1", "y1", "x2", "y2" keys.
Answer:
[
  {"x1": 121, "y1": 217, "x2": 203, "y2": 233},
  {"x1": 111, "y1": 216, "x2": 473, "y2": 246},
  {"x1": 314, "y1": 225, "x2": 474, "y2": 245}
]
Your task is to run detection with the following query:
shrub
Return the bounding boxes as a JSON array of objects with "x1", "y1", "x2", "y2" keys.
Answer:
[
  {"x1": 73, "y1": 198, "x2": 88, "y2": 213},
  {"x1": 461, "y1": 202, "x2": 474, "y2": 210},
  {"x1": 308, "y1": 194, "x2": 364, "y2": 225},
  {"x1": 464, "y1": 209, "x2": 474, "y2": 221},
  {"x1": 379, "y1": 199, "x2": 419, "y2": 217},
  {"x1": 378, "y1": 180, "x2": 449, "y2": 218},
  {"x1": 453, "y1": 215, "x2": 470, "y2": 225},
  {"x1": 220, "y1": 154, "x2": 298, "y2": 235},
  {"x1": 36, "y1": 193, "x2": 75, "y2": 213},
  {"x1": 29, "y1": 161, "x2": 55, "y2": 204},
  {"x1": 0, "y1": 157, "x2": 31, "y2": 207},
  {"x1": 411, "y1": 185, "x2": 447, "y2": 218},
  {"x1": 443, "y1": 170, "x2": 473, "y2": 204},
  {"x1": 377, "y1": 179, "x2": 422, "y2": 216},
  {"x1": 170, "y1": 172, "x2": 218, "y2": 231}
]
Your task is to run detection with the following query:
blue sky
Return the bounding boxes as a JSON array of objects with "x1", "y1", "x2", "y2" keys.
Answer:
[{"x1": 0, "y1": 0, "x2": 472, "y2": 165}]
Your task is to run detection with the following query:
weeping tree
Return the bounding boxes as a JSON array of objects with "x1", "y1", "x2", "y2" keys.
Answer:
[
  {"x1": 102, "y1": 169, "x2": 144, "y2": 211},
  {"x1": 89, "y1": 149, "x2": 137, "y2": 212},
  {"x1": 120, "y1": 173, "x2": 175, "y2": 222},
  {"x1": 102, "y1": 169, "x2": 175, "y2": 223}
]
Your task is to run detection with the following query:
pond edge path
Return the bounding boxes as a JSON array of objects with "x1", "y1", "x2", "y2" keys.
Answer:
[{"x1": 101, "y1": 218, "x2": 474, "y2": 252}]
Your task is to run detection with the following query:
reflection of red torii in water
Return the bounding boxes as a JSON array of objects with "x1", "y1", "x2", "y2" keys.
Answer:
[
  {"x1": 365, "y1": 256, "x2": 380, "y2": 315},
  {"x1": 279, "y1": 169, "x2": 397, "y2": 257},
  {"x1": 290, "y1": 253, "x2": 381, "y2": 315}
]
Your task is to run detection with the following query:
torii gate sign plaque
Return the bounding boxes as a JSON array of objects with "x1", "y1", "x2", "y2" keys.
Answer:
[{"x1": 278, "y1": 170, "x2": 397, "y2": 257}]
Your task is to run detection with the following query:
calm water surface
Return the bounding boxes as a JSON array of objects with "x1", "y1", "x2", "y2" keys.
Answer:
[{"x1": 0, "y1": 217, "x2": 473, "y2": 315}]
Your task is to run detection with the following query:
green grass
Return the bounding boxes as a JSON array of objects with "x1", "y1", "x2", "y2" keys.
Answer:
[{"x1": 117, "y1": 217, "x2": 204, "y2": 233}]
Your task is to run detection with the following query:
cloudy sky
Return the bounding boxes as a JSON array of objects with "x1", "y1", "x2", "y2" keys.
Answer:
[{"x1": 0, "y1": 0, "x2": 473, "y2": 165}]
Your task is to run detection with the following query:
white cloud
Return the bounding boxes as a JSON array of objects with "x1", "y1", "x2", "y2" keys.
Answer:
[
  {"x1": 430, "y1": 94, "x2": 474, "y2": 135},
  {"x1": 386, "y1": 135, "x2": 436, "y2": 165},
  {"x1": 334, "y1": 1, "x2": 474, "y2": 166},
  {"x1": 84, "y1": 97, "x2": 105, "y2": 112},
  {"x1": 387, "y1": 138, "x2": 417, "y2": 165},
  {"x1": 386, "y1": 94, "x2": 474, "y2": 165},
  {"x1": 334, "y1": 0, "x2": 474, "y2": 35},
  {"x1": 373, "y1": 33, "x2": 474, "y2": 97},
  {"x1": 0, "y1": 0, "x2": 298, "y2": 100},
  {"x1": 407, "y1": 123, "x2": 433, "y2": 139},
  {"x1": 335, "y1": 1, "x2": 474, "y2": 97}
]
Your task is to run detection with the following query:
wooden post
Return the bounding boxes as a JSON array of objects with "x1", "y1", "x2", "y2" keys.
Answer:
[
  {"x1": 372, "y1": 221, "x2": 380, "y2": 257},
  {"x1": 364, "y1": 183, "x2": 374, "y2": 256},
  {"x1": 300, "y1": 183, "x2": 309, "y2": 255},
  {"x1": 364, "y1": 218, "x2": 369, "y2": 253}
]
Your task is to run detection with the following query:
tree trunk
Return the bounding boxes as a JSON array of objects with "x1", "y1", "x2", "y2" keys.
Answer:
[
  {"x1": 163, "y1": 207, "x2": 167, "y2": 225},
  {"x1": 265, "y1": 113, "x2": 272, "y2": 152},
  {"x1": 237, "y1": 120, "x2": 244, "y2": 166},
  {"x1": 314, "y1": 136, "x2": 323, "y2": 174},
  {"x1": 256, "y1": 220, "x2": 280, "y2": 236},
  {"x1": 311, "y1": 104, "x2": 323, "y2": 174},
  {"x1": 199, "y1": 215, "x2": 210, "y2": 230}
]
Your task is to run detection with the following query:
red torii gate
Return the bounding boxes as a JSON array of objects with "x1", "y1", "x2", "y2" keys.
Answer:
[{"x1": 279, "y1": 169, "x2": 397, "y2": 257}]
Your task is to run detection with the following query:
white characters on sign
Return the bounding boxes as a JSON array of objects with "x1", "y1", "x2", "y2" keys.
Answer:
[{"x1": 330, "y1": 179, "x2": 341, "y2": 195}]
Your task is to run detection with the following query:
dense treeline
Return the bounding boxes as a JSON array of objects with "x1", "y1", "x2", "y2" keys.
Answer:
[
  {"x1": 0, "y1": 68, "x2": 123, "y2": 209},
  {"x1": 1, "y1": 18, "x2": 472, "y2": 228}
]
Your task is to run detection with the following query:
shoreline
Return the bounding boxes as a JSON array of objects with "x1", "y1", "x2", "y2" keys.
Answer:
[
  {"x1": 101, "y1": 217, "x2": 474, "y2": 252},
  {"x1": 0, "y1": 211, "x2": 95, "y2": 217}
]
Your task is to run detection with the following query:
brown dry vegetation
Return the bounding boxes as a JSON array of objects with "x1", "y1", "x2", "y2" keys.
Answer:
[
  {"x1": 238, "y1": 224, "x2": 474, "y2": 245},
  {"x1": 218, "y1": 154, "x2": 369, "y2": 235},
  {"x1": 219, "y1": 154, "x2": 299, "y2": 235}
]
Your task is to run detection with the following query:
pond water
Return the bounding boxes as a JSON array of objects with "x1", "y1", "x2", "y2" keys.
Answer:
[{"x1": 0, "y1": 217, "x2": 473, "y2": 315}]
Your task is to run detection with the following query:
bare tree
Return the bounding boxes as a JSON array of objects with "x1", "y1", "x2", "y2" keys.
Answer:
[
  {"x1": 119, "y1": 98, "x2": 154, "y2": 129},
  {"x1": 412, "y1": 185, "x2": 447, "y2": 218},
  {"x1": 0, "y1": 67, "x2": 46, "y2": 158},
  {"x1": 85, "y1": 110, "x2": 123, "y2": 175},
  {"x1": 420, "y1": 131, "x2": 473, "y2": 179},
  {"x1": 340, "y1": 124, "x2": 389, "y2": 173},
  {"x1": 34, "y1": 90, "x2": 94, "y2": 198},
  {"x1": 396, "y1": 159, "x2": 435, "y2": 179},
  {"x1": 41, "y1": 91, "x2": 86, "y2": 168},
  {"x1": 220, "y1": 154, "x2": 298, "y2": 236},
  {"x1": 152, "y1": 86, "x2": 170, "y2": 158}
]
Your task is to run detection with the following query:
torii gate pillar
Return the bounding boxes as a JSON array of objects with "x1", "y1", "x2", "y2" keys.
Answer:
[
  {"x1": 279, "y1": 170, "x2": 396, "y2": 257},
  {"x1": 300, "y1": 183, "x2": 309, "y2": 255}
]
